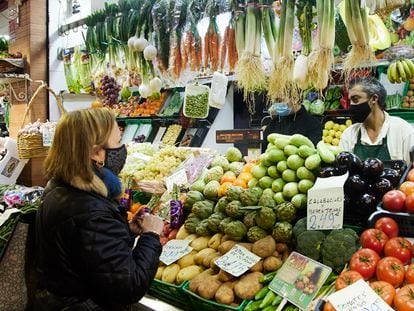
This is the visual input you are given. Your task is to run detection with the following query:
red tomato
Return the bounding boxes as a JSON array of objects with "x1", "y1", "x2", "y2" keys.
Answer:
[
  {"x1": 394, "y1": 284, "x2": 414, "y2": 311},
  {"x1": 360, "y1": 229, "x2": 389, "y2": 254},
  {"x1": 375, "y1": 217, "x2": 399, "y2": 238},
  {"x1": 384, "y1": 237, "x2": 412, "y2": 265},
  {"x1": 383, "y1": 190, "x2": 406, "y2": 212},
  {"x1": 407, "y1": 169, "x2": 414, "y2": 182},
  {"x1": 335, "y1": 270, "x2": 363, "y2": 291},
  {"x1": 406, "y1": 193, "x2": 414, "y2": 213},
  {"x1": 406, "y1": 264, "x2": 414, "y2": 284},
  {"x1": 370, "y1": 281, "x2": 396, "y2": 306},
  {"x1": 349, "y1": 248, "x2": 381, "y2": 280},
  {"x1": 376, "y1": 257, "x2": 405, "y2": 288}
]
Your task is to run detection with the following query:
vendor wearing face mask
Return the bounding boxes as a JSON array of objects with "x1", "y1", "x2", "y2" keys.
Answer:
[
  {"x1": 339, "y1": 76, "x2": 414, "y2": 162},
  {"x1": 262, "y1": 101, "x2": 322, "y2": 152}
]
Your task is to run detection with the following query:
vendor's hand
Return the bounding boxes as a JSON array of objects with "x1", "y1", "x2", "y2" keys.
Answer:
[{"x1": 129, "y1": 214, "x2": 163, "y2": 237}]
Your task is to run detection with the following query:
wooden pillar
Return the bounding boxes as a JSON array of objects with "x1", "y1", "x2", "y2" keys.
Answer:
[{"x1": 8, "y1": 0, "x2": 48, "y2": 186}]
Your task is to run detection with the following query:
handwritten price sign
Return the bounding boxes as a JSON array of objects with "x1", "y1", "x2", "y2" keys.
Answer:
[
  {"x1": 159, "y1": 239, "x2": 192, "y2": 265},
  {"x1": 215, "y1": 245, "x2": 261, "y2": 277}
]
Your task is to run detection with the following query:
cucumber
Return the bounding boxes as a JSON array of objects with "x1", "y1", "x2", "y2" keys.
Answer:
[
  {"x1": 297, "y1": 145, "x2": 317, "y2": 158},
  {"x1": 268, "y1": 133, "x2": 292, "y2": 146},
  {"x1": 327, "y1": 144, "x2": 343, "y2": 156},
  {"x1": 275, "y1": 137, "x2": 291, "y2": 150},
  {"x1": 255, "y1": 285, "x2": 270, "y2": 300},
  {"x1": 284, "y1": 145, "x2": 299, "y2": 156},
  {"x1": 260, "y1": 290, "x2": 277, "y2": 308},
  {"x1": 244, "y1": 300, "x2": 262, "y2": 311},
  {"x1": 304, "y1": 154, "x2": 322, "y2": 170},
  {"x1": 290, "y1": 134, "x2": 315, "y2": 149},
  {"x1": 317, "y1": 141, "x2": 336, "y2": 164}
]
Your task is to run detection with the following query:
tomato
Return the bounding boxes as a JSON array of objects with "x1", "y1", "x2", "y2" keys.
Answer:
[
  {"x1": 394, "y1": 284, "x2": 414, "y2": 311},
  {"x1": 360, "y1": 228, "x2": 389, "y2": 254},
  {"x1": 400, "y1": 181, "x2": 414, "y2": 196},
  {"x1": 406, "y1": 264, "x2": 414, "y2": 284},
  {"x1": 370, "y1": 281, "x2": 396, "y2": 306},
  {"x1": 407, "y1": 169, "x2": 414, "y2": 182},
  {"x1": 383, "y1": 190, "x2": 406, "y2": 212},
  {"x1": 349, "y1": 248, "x2": 381, "y2": 280},
  {"x1": 375, "y1": 217, "x2": 399, "y2": 238},
  {"x1": 335, "y1": 270, "x2": 363, "y2": 291},
  {"x1": 406, "y1": 193, "x2": 414, "y2": 213},
  {"x1": 384, "y1": 237, "x2": 412, "y2": 265},
  {"x1": 376, "y1": 256, "x2": 405, "y2": 288}
]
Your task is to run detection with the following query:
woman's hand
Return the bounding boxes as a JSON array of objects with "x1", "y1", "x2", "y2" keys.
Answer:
[{"x1": 129, "y1": 214, "x2": 164, "y2": 237}]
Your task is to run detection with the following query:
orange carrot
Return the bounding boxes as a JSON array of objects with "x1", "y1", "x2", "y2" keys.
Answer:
[
  {"x1": 204, "y1": 33, "x2": 210, "y2": 70},
  {"x1": 210, "y1": 32, "x2": 220, "y2": 72},
  {"x1": 175, "y1": 47, "x2": 182, "y2": 78},
  {"x1": 228, "y1": 27, "x2": 237, "y2": 72},
  {"x1": 190, "y1": 33, "x2": 197, "y2": 71},
  {"x1": 220, "y1": 26, "x2": 230, "y2": 71},
  {"x1": 195, "y1": 35, "x2": 202, "y2": 71},
  {"x1": 181, "y1": 35, "x2": 188, "y2": 69}
]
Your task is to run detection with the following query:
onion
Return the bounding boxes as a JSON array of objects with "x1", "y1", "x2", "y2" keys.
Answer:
[
  {"x1": 139, "y1": 84, "x2": 151, "y2": 98},
  {"x1": 128, "y1": 36, "x2": 137, "y2": 51},
  {"x1": 143, "y1": 45, "x2": 157, "y2": 60},
  {"x1": 149, "y1": 77, "x2": 162, "y2": 92},
  {"x1": 134, "y1": 38, "x2": 149, "y2": 52}
]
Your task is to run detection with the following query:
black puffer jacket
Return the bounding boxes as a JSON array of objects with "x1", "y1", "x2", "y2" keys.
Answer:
[{"x1": 36, "y1": 179, "x2": 162, "y2": 310}]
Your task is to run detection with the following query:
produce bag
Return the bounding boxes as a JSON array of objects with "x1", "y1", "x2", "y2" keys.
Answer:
[
  {"x1": 209, "y1": 71, "x2": 228, "y2": 109},
  {"x1": 183, "y1": 83, "x2": 210, "y2": 118}
]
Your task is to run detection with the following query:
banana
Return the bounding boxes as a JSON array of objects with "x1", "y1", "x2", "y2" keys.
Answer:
[
  {"x1": 400, "y1": 59, "x2": 413, "y2": 80},
  {"x1": 397, "y1": 60, "x2": 407, "y2": 82},
  {"x1": 391, "y1": 62, "x2": 399, "y2": 83},
  {"x1": 403, "y1": 58, "x2": 414, "y2": 79},
  {"x1": 387, "y1": 63, "x2": 395, "y2": 83}
]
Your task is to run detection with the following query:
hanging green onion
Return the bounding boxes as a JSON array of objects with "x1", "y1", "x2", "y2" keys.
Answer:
[{"x1": 260, "y1": 0, "x2": 277, "y2": 59}]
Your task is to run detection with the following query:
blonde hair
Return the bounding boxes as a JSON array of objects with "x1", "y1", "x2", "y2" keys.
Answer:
[{"x1": 44, "y1": 108, "x2": 115, "y2": 186}]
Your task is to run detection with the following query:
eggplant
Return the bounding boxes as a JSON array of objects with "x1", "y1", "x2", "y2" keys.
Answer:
[
  {"x1": 381, "y1": 168, "x2": 400, "y2": 187},
  {"x1": 335, "y1": 165, "x2": 348, "y2": 176},
  {"x1": 390, "y1": 160, "x2": 406, "y2": 174},
  {"x1": 362, "y1": 158, "x2": 384, "y2": 180},
  {"x1": 344, "y1": 174, "x2": 366, "y2": 197},
  {"x1": 356, "y1": 193, "x2": 379, "y2": 215},
  {"x1": 319, "y1": 167, "x2": 337, "y2": 178},
  {"x1": 373, "y1": 178, "x2": 393, "y2": 197},
  {"x1": 335, "y1": 152, "x2": 362, "y2": 174},
  {"x1": 349, "y1": 154, "x2": 363, "y2": 174}
]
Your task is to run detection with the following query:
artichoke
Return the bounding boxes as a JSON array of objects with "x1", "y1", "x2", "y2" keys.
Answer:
[
  {"x1": 243, "y1": 211, "x2": 257, "y2": 228},
  {"x1": 258, "y1": 193, "x2": 276, "y2": 208},
  {"x1": 211, "y1": 155, "x2": 230, "y2": 171},
  {"x1": 192, "y1": 200, "x2": 214, "y2": 219},
  {"x1": 184, "y1": 213, "x2": 202, "y2": 233},
  {"x1": 190, "y1": 179, "x2": 206, "y2": 192},
  {"x1": 225, "y1": 200, "x2": 245, "y2": 219},
  {"x1": 219, "y1": 217, "x2": 233, "y2": 233},
  {"x1": 203, "y1": 180, "x2": 220, "y2": 200},
  {"x1": 247, "y1": 226, "x2": 268, "y2": 243},
  {"x1": 276, "y1": 202, "x2": 296, "y2": 223},
  {"x1": 215, "y1": 197, "x2": 229, "y2": 214},
  {"x1": 196, "y1": 219, "x2": 212, "y2": 236},
  {"x1": 240, "y1": 188, "x2": 260, "y2": 206},
  {"x1": 255, "y1": 206, "x2": 276, "y2": 230},
  {"x1": 224, "y1": 220, "x2": 247, "y2": 241},
  {"x1": 272, "y1": 222, "x2": 293, "y2": 243},
  {"x1": 204, "y1": 166, "x2": 224, "y2": 183},
  {"x1": 207, "y1": 212, "x2": 226, "y2": 233},
  {"x1": 184, "y1": 191, "x2": 205, "y2": 209},
  {"x1": 226, "y1": 186, "x2": 244, "y2": 201}
]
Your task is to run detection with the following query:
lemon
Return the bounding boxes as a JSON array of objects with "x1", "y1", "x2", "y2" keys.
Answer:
[
  {"x1": 323, "y1": 129, "x2": 328, "y2": 137},
  {"x1": 329, "y1": 129, "x2": 336, "y2": 137},
  {"x1": 335, "y1": 131, "x2": 342, "y2": 139},
  {"x1": 333, "y1": 123, "x2": 340, "y2": 131},
  {"x1": 332, "y1": 138, "x2": 339, "y2": 146},
  {"x1": 324, "y1": 136, "x2": 333, "y2": 144},
  {"x1": 339, "y1": 124, "x2": 346, "y2": 132},
  {"x1": 325, "y1": 121, "x2": 334, "y2": 130},
  {"x1": 345, "y1": 119, "x2": 353, "y2": 127}
]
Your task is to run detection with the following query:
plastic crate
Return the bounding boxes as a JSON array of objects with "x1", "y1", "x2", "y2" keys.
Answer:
[
  {"x1": 148, "y1": 279, "x2": 190, "y2": 311},
  {"x1": 182, "y1": 281, "x2": 248, "y2": 311},
  {"x1": 368, "y1": 210, "x2": 414, "y2": 237}
]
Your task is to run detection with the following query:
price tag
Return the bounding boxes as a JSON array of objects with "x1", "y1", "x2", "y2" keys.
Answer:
[
  {"x1": 269, "y1": 252, "x2": 332, "y2": 310},
  {"x1": 165, "y1": 168, "x2": 188, "y2": 192},
  {"x1": 307, "y1": 172, "x2": 348, "y2": 230},
  {"x1": 215, "y1": 245, "x2": 261, "y2": 277},
  {"x1": 159, "y1": 239, "x2": 193, "y2": 266},
  {"x1": 328, "y1": 279, "x2": 393, "y2": 311},
  {"x1": 42, "y1": 131, "x2": 54, "y2": 147}
]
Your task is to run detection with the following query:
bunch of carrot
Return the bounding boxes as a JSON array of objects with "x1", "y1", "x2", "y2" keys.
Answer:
[
  {"x1": 181, "y1": 25, "x2": 203, "y2": 72},
  {"x1": 204, "y1": 17, "x2": 221, "y2": 72},
  {"x1": 219, "y1": 20, "x2": 238, "y2": 72}
]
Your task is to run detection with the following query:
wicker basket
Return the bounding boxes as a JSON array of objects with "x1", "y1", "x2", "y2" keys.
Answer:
[
  {"x1": 0, "y1": 58, "x2": 24, "y2": 74},
  {"x1": 17, "y1": 83, "x2": 64, "y2": 159}
]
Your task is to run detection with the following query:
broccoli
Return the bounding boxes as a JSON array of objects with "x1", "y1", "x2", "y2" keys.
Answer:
[
  {"x1": 293, "y1": 217, "x2": 307, "y2": 239},
  {"x1": 321, "y1": 229, "x2": 359, "y2": 273},
  {"x1": 296, "y1": 230, "x2": 326, "y2": 261}
]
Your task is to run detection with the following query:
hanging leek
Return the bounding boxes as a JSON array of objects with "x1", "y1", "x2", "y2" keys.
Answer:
[
  {"x1": 307, "y1": 0, "x2": 335, "y2": 90},
  {"x1": 236, "y1": 0, "x2": 267, "y2": 112},
  {"x1": 260, "y1": 0, "x2": 278, "y2": 59}
]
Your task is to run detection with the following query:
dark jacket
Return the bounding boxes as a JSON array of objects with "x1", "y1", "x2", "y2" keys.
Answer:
[
  {"x1": 262, "y1": 106, "x2": 322, "y2": 152},
  {"x1": 35, "y1": 179, "x2": 162, "y2": 310}
]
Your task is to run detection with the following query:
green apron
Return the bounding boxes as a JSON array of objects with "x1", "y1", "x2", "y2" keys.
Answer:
[{"x1": 353, "y1": 129, "x2": 391, "y2": 161}]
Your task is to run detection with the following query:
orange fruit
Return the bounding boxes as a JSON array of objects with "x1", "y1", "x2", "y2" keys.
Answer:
[
  {"x1": 233, "y1": 178, "x2": 247, "y2": 189},
  {"x1": 407, "y1": 169, "x2": 414, "y2": 182},
  {"x1": 238, "y1": 172, "x2": 253, "y2": 183},
  {"x1": 221, "y1": 174, "x2": 237, "y2": 184},
  {"x1": 400, "y1": 181, "x2": 414, "y2": 196},
  {"x1": 218, "y1": 182, "x2": 233, "y2": 197},
  {"x1": 242, "y1": 162, "x2": 255, "y2": 173},
  {"x1": 130, "y1": 203, "x2": 142, "y2": 214}
]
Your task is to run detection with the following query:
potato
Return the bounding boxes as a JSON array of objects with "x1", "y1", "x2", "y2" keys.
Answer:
[
  {"x1": 198, "y1": 275, "x2": 222, "y2": 300},
  {"x1": 176, "y1": 265, "x2": 204, "y2": 284},
  {"x1": 272, "y1": 250, "x2": 280, "y2": 258},
  {"x1": 218, "y1": 269, "x2": 234, "y2": 282},
  {"x1": 264, "y1": 256, "x2": 283, "y2": 272},
  {"x1": 218, "y1": 240, "x2": 237, "y2": 255},
  {"x1": 155, "y1": 266, "x2": 165, "y2": 280},
  {"x1": 189, "y1": 269, "x2": 217, "y2": 292},
  {"x1": 252, "y1": 236, "x2": 276, "y2": 258},
  {"x1": 191, "y1": 236, "x2": 210, "y2": 251},
  {"x1": 208, "y1": 233, "x2": 224, "y2": 250},
  {"x1": 177, "y1": 251, "x2": 197, "y2": 268},
  {"x1": 221, "y1": 234, "x2": 231, "y2": 243},
  {"x1": 195, "y1": 248, "x2": 216, "y2": 265},
  {"x1": 176, "y1": 226, "x2": 190, "y2": 240},
  {"x1": 234, "y1": 272, "x2": 263, "y2": 300},
  {"x1": 238, "y1": 242, "x2": 253, "y2": 252},
  {"x1": 184, "y1": 234, "x2": 199, "y2": 241},
  {"x1": 215, "y1": 281, "x2": 235, "y2": 305},
  {"x1": 203, "y1": 251, "x2": 220, "y2": 268},
  {"x1": 161, "y1": 264, "x2": 181, "y2": 284},
  {"x1": 276, "y1": 243, "x2": 288, "y2": 253},
  {"x1": 210, "y1": 253, "x2": 222, "y2": 272},
  {"x1": 250, "y1": 260, "x2": 264, "y2": 272}
]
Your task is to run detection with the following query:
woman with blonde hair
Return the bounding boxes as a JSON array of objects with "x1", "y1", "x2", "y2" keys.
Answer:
[{"x1": 35, "y1": 108, "x2": 164, "y2": 310}]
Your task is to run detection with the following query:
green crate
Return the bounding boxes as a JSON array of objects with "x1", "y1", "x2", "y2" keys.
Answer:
[
  {"x1": 388, "y1": 110, "x2": 414, "y2": 123},
  {"x1": 148, "y1": 279, "x2": 190, "y2": 310},
  {"x1": 182, "y1": 281, "x2": 248, "y2": 311}
]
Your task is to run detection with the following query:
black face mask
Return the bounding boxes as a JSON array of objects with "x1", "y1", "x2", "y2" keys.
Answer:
[
  {"x1": 104, "y1": 144, "x2": 127, "y2": 175},
  {"x1": 349, "y1": 101, "x2": 371, "y2": 123}
]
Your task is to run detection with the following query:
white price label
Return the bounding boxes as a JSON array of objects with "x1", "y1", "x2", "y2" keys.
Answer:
[
  {"x1": 307, "y1": 173, "x2": 348, "y2": 230},
  {"x1": 215, "y1": 245, "x2": 261, "y2": 277},
  {"x1": 42, "y1": 131, "x2": 54, "y2": 147},
  {"x1": 328, "y1": 280, "x2": 393, "y2": 311},
  {"x1": 165, "y1": 168, "x2": 188, "y2": 191},
  {"x1": 159, "y1": 239, "x2": 192, "y2": 266}
]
